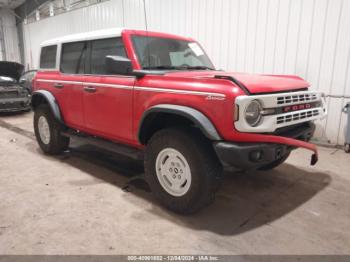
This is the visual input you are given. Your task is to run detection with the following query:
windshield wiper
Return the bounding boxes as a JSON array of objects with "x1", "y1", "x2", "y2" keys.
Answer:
[
  {"x1": 142, "y1": 65, "x2": 180, "y2": 70},
  {"x1": 182, "y1": 66, "x2": 215, "y2": 70},
  {"x1": 142, "y1": 65, "x2": 215, "y2": 71}
]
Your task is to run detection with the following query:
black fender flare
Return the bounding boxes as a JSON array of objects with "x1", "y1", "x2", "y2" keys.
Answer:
[
  {"x1": 31, "y1": 90, "x2": 63, "y2": 124},
  {"x1": 138, "y1": 104, "x2": 222, "y2": 144}
]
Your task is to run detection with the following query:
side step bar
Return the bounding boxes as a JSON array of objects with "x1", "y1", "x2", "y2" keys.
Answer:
[{"x1": 62, "y1": 130, "x2": 144, "y2": 160}]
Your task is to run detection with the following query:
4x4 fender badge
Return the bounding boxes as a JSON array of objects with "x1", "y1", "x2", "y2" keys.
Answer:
[{"x1": 206, "y1": 95, "x2": 225, "y2": 100}]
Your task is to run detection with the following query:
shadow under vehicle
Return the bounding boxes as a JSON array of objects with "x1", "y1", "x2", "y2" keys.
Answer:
[{"x1": 0, "y1": 61, "x2": 32, "y2": 113}]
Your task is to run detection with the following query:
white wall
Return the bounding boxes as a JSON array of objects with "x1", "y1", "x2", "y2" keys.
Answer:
[
  {"x1": 22, "y1": 0, "x2": 350, "y2": 145},
  {"x1": 0, "y1": 8, "x2": 21, "y2": 62}
]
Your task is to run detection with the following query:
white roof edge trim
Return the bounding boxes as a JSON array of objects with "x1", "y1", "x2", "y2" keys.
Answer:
[{"x1": 40, "y1": 27, "x2": 126, "y2": 47}]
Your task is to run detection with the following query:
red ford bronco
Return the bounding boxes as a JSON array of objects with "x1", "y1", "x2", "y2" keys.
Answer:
[{"x1": 32, "y1": 28, "x2": 327, "y2": 213}]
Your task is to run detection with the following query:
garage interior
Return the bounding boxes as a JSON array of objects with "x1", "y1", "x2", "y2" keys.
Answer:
[{"x1": 1, "y1": 0, "x2": 350, "y2": 256}]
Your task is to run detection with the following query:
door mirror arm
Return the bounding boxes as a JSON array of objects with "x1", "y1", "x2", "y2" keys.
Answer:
[
  {"x1": 105, "y1": 56, "x2": 165, "y2": 78},
  {"x1": 105, "y1": 55, "x2": 133, "y2": 75}
]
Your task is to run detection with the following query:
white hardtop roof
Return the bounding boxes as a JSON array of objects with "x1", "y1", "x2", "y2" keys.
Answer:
[{"x1": 40, "y1": 27, "x2": 125, "y2": 47}]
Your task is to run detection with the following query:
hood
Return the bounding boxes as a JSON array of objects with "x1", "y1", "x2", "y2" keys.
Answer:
[
  {"x1": 165, "y1": 71, "x2": 309, "y2": 94},
  {"x1": 0, "y1": 61, "x2": 25, "y2": 81}
]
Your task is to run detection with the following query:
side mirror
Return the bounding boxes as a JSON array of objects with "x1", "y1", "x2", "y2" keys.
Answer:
[
  {"x1": 19, "y1": 78, "x2": 26, "y2": 84},
  {"x1": 105, "y1": 56, "x2": 133, "y2": 75}
]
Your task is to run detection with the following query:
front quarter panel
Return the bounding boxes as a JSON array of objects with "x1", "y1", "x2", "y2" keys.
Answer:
[{"x1": 133, "y1": 75, "x2": 242, "y2": 143}]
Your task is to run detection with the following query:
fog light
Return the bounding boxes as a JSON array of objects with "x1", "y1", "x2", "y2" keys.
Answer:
[
  {"x1": 275, "y1": 147, "x2": 282, "y2": 159},
  {"x1": 250, "y1": 150, "x2": 263, "y2": 162}
]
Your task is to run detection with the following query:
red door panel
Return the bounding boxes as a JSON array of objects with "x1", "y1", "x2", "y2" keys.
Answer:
[
  {"x1": 34, "y1": 72, "x2": 85, "y2": 131},
  {"x1": 83, "y1": 75, "x2": 135, "y2": 144},
  {"x1": 54, "y1": 74, "x2": 85, "y2": 130}
]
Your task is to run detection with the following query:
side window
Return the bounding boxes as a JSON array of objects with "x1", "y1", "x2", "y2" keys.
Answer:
[
  {"x1": 60, "y1": 41, "x2": 87, "y2": 74},
  {"x1": 40, "y1": 45, "x2": 57, "y2": 69},
  {"x1": 90, "y1": 37, "x2": 127, "y2": 75},
  {"x1": 77, "y1": 48, "x2": 86, "y2": 74}
]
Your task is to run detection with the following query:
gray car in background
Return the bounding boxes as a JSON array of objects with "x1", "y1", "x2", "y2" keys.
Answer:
[{"x1": 0, "y1": 61, "x2": 32, "y2": 113}]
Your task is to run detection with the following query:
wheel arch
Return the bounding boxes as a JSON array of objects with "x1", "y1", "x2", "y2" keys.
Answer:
[
  {"x1": 31, "y1": 90, "x2": 64, "y2": 124},
  {"x1": 138, "y1": 104, "x2": 222, "y2": 145}
]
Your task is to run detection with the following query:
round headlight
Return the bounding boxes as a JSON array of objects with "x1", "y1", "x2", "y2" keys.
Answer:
[{"x1": 245, "y1": 100, "x2": 262, "y2": 126}]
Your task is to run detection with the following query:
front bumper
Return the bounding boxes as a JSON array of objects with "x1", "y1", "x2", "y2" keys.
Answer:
[
  {"x1": 214, "y1": 122, "x2": 316, "y2": 170},
  {"x1": 0, "y1": 97, "x2": 31, "y2": 112}
]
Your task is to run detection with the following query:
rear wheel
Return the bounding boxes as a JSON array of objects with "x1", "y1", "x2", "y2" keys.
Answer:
[
  {"x1": 34, "y1": 104, "x2": 69, "y2": 155},
  {"x1": 144, "y1": 127, "x2": 223, "y2": 214},
  {"x1": 258, "y1": 152, "x2": 290, "y2": 171}
]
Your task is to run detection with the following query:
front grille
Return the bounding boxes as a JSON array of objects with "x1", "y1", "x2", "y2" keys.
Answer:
[
  {"x1": 0, "y1": 91, "x2": 19, "y2": 99},
  {"x1": 273, "y1": 122, "x2": 313, "y2": 136},
  {"x1": 0, "y1": 101, "x2": 25, "y2": 110},
  {"x1": 270, "y1": 122, "x2": 315, "y2": 143},
  {"x1": 234, "y1": 90, "x2": 326, "y2": 133},
  {"x1": 277, "y1": 93, "x2": 318, "y2": 105},
  {"x1": 276, "y1": 109, "x2": 320, "y2": 124}
]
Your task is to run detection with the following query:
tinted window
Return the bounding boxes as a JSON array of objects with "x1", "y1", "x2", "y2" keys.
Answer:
[
  {"x1": 40, "y1": 45, "x2": 57, "y2": 69},
  {"x1": 60, "y1": 41, "x2": 87, "y2": 74},
  {"x1": 90, "y1": 37, "x2": 127, "y2": 75},
  {"x1": 77, "y1": 48, "x2": 86, "y2": 74}
]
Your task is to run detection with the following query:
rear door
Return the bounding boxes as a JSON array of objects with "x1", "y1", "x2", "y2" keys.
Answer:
[
  {"x1": 36, "y1": 45, "x2": 74, "y2": 124},
  {"x1": 83, "y1": 37, "x2": 135, "y2": 143},
  {"x1": 57, "y1": 41, "x2": 87, "y2": 130}
]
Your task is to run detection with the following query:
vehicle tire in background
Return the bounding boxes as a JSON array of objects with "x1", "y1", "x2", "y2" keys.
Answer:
[
  {"x1": 34, "y1": 104, "x2": 69, "y2": 155},
  {"x1": 144, "y1": 127, "x2": 223, "y2": 214},
  {"x1": 345, "y1": 143, "x2": 350, "y2": 153}
]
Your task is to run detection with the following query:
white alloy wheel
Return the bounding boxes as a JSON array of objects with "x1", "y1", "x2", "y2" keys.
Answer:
[
  {"x1": 155, "y1": 148, "x2": 192, "y2": 197},
  {"x1": 38, "y1": 116, "x2": 51, "y2": 145}
]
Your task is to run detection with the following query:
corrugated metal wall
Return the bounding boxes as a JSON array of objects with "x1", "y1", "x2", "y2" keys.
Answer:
[
  {"x1": 0, "y1": 9, "x2": 21, "y2": 62},
  {"x1": 22, "y1": 0, "x2": 350, "y2": 145}
]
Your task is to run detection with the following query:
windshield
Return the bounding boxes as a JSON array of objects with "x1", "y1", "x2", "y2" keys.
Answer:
[{"x1": 132, "y1": 35, "x2": 215, "y2": 70}]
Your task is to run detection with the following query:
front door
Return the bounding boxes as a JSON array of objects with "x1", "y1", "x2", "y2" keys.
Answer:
[{"x1": 83, "y1": 37, "x2": 135, "y2": 144}]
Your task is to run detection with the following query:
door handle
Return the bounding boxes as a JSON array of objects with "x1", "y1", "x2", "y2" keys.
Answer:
[
  {"x1": 84, "y1": 86, "x2": 97, "y2": 93},
  {"x1": 54, "y1": 83, "x2": 64, "y2": 89}
]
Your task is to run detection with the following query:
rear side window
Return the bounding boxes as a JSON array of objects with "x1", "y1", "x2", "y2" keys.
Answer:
[
  {"x1": 90, "y1": 37, "x2": 127, "y2": 75},
  {"x1": 40, "y1": 45, "x2": 57, "y2": 69},
  {"x1": 60, "y1": 41, "x2": 87, "y2": 74}
]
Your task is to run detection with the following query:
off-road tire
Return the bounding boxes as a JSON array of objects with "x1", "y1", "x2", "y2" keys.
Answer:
[
  {"x1": 34, "y1": 104, "x2": 69, "y2": 155},
  {"x1": 144, "y1": 127, "x2": 223, "y2": 214},
  {"x1": 258, "y1": 151, "x2": 291, "y2": 171}
]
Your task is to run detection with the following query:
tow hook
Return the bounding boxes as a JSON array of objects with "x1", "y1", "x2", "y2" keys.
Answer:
[{"x1": 311, "y1": 153, "x2": 318, "y2": 166}]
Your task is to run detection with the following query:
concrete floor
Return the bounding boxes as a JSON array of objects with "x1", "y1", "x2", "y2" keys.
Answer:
[{"x1": 0, "y1": 111, "x2": 349, "y2": 255}]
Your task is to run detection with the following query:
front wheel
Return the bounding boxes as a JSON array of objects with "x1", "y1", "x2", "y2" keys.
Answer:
[
  {"x1": 34, "y1": 104, "x2": 70, "y2": 155},
  {"x1": 144, "y1": 128, "x2": 223, "y2": 214}
]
